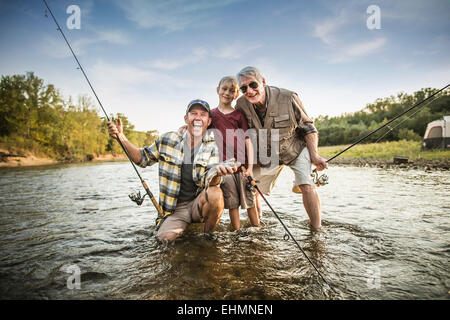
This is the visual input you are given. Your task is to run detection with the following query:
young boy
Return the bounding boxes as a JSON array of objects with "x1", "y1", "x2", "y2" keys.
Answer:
[{"x1": 209, "y1": 76, "x2": 260, "y2": 230}]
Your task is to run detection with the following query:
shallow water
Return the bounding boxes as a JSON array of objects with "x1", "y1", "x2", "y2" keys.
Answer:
[{"x1": 0, "y1": 162, "x2": 448, "y2": 299}]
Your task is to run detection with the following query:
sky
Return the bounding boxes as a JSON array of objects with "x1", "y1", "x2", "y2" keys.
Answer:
[{"x1": 0, "y1": 0, "x2": 449, "y2": 133}]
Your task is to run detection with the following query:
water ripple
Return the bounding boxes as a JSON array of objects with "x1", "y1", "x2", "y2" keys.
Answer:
[{"x1": 0, "y1": 163, "x2": 448, "y2": 299}]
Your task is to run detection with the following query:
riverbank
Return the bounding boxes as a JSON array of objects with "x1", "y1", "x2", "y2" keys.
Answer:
[
  {"x1": 326, "y1": 157, "x2": 450, "y2": 170},
  {"x1": 1, "y1": 140, "x2": 448, "y2": 170},
  {"x1": 318, "y1": 140, "x2": 450, "y2": 170},
  {"x1": 0, "y1": 149, "x2": 126, "y2": 167}
]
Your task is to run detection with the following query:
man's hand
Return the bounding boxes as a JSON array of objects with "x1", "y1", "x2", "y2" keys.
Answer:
[
  {"x1": 106, "y1": 118, "x2": 143, "y2": 164},
  {"x1": 215, "y1": 163, "x2": 240, "y2": 176},
  {"x1": 311, "y1": 154, "x2": 328, "y2": 171},
  {"x1": 108, "y1": 118, "x2": 123, "y2": 140},
  {"x1": 207, "y1": 159, "x2": 241, "y2": 186},
  {"x1": 304, "y1": 132, "x2": 327, "y2": 171}
]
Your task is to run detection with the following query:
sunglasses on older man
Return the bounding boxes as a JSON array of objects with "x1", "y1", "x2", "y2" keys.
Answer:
[{"x1": 239, "y1": 81, "x2": 259, "y2": 93}]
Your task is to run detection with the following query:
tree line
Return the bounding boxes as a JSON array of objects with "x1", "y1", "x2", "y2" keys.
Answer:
[
  {"x1": 1, "y1": 72, "x2": 448, "y2": 160},
  {"x1": 0, "y1": 72, "x2": 158, "y2": 161},
  {"x1": 314, "y1": 87, "x2": 450, "y2": 146}
]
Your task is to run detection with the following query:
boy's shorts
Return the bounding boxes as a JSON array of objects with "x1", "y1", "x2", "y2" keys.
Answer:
[
  {"x1": 220, "y1": 172, "x2": 256, "y2": 210},
  {"x1": 156, "y1": 194, "x2": 203, "y2": 238},
  {"x1": 253, "y1": 147, "x2": 315, "y2": 195}
]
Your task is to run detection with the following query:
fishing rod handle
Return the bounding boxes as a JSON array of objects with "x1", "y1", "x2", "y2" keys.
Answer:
[
  {"x1": 43, "y1": 0, "x2": 165, "y2": 221},
  {"x1": 242, "y1": 166, "x2": 333, "y2": 289},
  {"x1": 114, "y1": 131, "x2": 164, "y2": 216},
  {"x1": 141, "y1": 179, "x2": 164, "y2": 216},
  {"x1": 241, "y1": 166, "x2": 257, "y2": 187},
  {"x1": 150, "y1": 196, "x2": 164, "y2": 216}
]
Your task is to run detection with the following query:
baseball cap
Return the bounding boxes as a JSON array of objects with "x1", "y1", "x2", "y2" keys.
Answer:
[{"x1": 186, "y1": 99, "x2": 211, "y2": 114}]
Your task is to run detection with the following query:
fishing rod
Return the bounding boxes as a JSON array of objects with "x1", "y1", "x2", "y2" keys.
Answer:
[
  {"x1": 42, "y1": 0, "x2": 164, "y2": 217},
  {"x1": 242, "y1": 167, "x2": 334, "y2": 292},
  {"x1": 374, "y1": 94, "x2": 442, "y2": 143},
  {"x1": 327, "y1": 83, "x2": 450, "y2": 164},
  {"x1": 311, "y1": 83, "x2": 450, "y2": 187},
  {"x1": 241, "y1": 84, "x2": 448, "y2": 289}
]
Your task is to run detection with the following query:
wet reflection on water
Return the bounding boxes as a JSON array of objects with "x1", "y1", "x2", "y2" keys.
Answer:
[{"x1": 0, "y1": 162, "x2": 448, "y2": 299}]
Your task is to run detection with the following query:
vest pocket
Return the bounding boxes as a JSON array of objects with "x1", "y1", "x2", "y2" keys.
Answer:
[{"x1": 273, "y1": 114, "x2": 290, "y2": 128}]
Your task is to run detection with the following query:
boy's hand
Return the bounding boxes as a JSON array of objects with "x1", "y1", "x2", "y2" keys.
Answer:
[
  {"x1": 178, "y1": 125, "x2": 187, "y2": 135},
  {"x1": 243, "y1": 167, "x2": 253, "y2": 178},
  {"x1": 241, "y1": 165, "x2": 254, "y2": 180}
]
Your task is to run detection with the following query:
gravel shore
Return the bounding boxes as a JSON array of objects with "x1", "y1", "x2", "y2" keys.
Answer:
[
  {"x1": 1, "y1": 150, "x2": 448, "y2": 171},
  {"x1": 0, "y1": 150, "x2": 126, "y2": 168},
  {"x1": 329, "y1": 157, "x2": 450, "y2": 170}
]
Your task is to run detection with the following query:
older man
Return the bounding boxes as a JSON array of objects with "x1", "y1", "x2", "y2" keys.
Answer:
[
  {"x1": 235, "y1": 67, "x2": 328, "y2": 229},
  {"x1": 108, "y1": 99, "x2": 239, "y2": 241}
]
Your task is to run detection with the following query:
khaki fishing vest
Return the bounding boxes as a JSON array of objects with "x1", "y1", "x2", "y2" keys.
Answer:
[{"x1": 236, "y1": 86, "x2": 304, "y2": 166}]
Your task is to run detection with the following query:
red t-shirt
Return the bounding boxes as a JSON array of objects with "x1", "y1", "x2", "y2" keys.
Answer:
[{"x1": 209, "y1": 108, "x2": 249, "y2": 167}]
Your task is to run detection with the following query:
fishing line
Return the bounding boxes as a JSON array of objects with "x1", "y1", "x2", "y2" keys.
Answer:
[
  {"x1": 242, "y1": 167, "x2": 335, "y2": 293},
  {"x1": 311, "y1": 84, "x2": 449, "y2": 186},
  {"x1": 326, "y1": 84, "x2": 449, "y2": 164},
  {"x1": 374, "y1": 94, "x2": 442, "y2": 143},
  {"x1": 246, "y1": 84, "x2": 448, "y2": 290},
  {"x1": 42, "y1": 0, "x2": 164, "y2": 217}
]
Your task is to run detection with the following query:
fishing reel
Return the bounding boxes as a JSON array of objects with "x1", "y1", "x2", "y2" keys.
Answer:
[
  {"x1": 292, "y1": 170, "x2": 329, "y2": 193},
  {"x1": 129, "y1": 190, "x2": 148, "y2": 205},
  {"x1": 312, "y1": 169, "x2": 329, "y2": 187}
]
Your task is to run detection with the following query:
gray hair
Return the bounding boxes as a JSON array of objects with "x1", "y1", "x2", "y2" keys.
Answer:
[{"x1": 236, "y1": 66, "x2": 264, "y2": 84}]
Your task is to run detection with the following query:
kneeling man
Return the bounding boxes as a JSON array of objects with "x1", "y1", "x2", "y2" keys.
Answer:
[{"x1": 108, "y1": 99, "x2": 239, "y2": 240}]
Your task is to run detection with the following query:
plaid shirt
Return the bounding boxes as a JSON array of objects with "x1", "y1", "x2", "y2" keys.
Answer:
[{"x1": 139, "y1": 130, "x2": 220, "y2": 225}]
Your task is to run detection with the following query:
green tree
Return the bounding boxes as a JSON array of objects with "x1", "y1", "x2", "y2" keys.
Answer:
[
  {"x1": 315, "y1": 87, "x2": 450, "y2": 146},
  {"x1": 0, "y1": 72, "x2": 159, "y2": 162}
]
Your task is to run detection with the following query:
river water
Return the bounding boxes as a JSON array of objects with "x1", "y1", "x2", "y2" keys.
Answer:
[{"x1": 0, "y1": 161, "x2": 448, "y2": 300}]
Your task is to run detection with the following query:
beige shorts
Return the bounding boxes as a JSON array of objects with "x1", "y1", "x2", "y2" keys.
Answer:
[
  {"x1": 156, "y1": 194, "x2": 203, "y2": 238},
  {"x1": 253, "y1": 148, "x2": 314, "y2": 195},
  {"x1": 220, "y1": 172, "x2": 256, "y2": 209}
]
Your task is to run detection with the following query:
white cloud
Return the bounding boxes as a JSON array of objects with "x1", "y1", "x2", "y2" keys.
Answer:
[
  {"x1": 87, "y1": 60, "x2": 212, "y2": 94},
  {"x1": 90, "y1": 61, "x2": 156, "y2": 89},
  {"x1": 41, "y1": 37, "x2": 90, "y2": 59},
  {"x1": 147, "y1": 60, "x2": 187, "y2": 71},
  {"x1": 412, "y1": 34, "x2": 448, "y2": 56},
  {"x1": 143, "y1": 41, "x2": 262, "y2": 71},
  {"x1": 312, "y1": 11, "x2": 349, "y2": 45},
  {"x1": 412, "y1": 49, "x2": 439, "y2": 56},
  {"x1": 329, "y1": 37, "x2": 386, "y2": 63},
  {"x1": 144, "y1": 47, "x2": 208, "y2": 70},
  {"x1": 214, "y1": 42, "x2": 263, "y2": 60},
  {"x1": 79, "y1": 60, "x2": 218, "y2": 132},
  {"x1": 310, "y1": 6, "x2": 387, "y2": 64},
  {"x1": 95, "y1": 30, "x2": 132, "y2": 45},
  {"x1": 88, "y1": 60, "x2": 214, "y2": 95},
  {"x1": 41, "y1": 30, "x2": 131, "y2": 59},
  {"x1": 380, "y1": 0, "x2": 450, "y2": 24},
  {"x1": 114, "y1": 0, "x2": 242, "y2": 32}
]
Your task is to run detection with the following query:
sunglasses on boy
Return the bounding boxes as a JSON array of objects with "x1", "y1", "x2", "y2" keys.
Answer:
[{"x1": 239, "y1": 81, "x2": 259, "y2": 94}]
